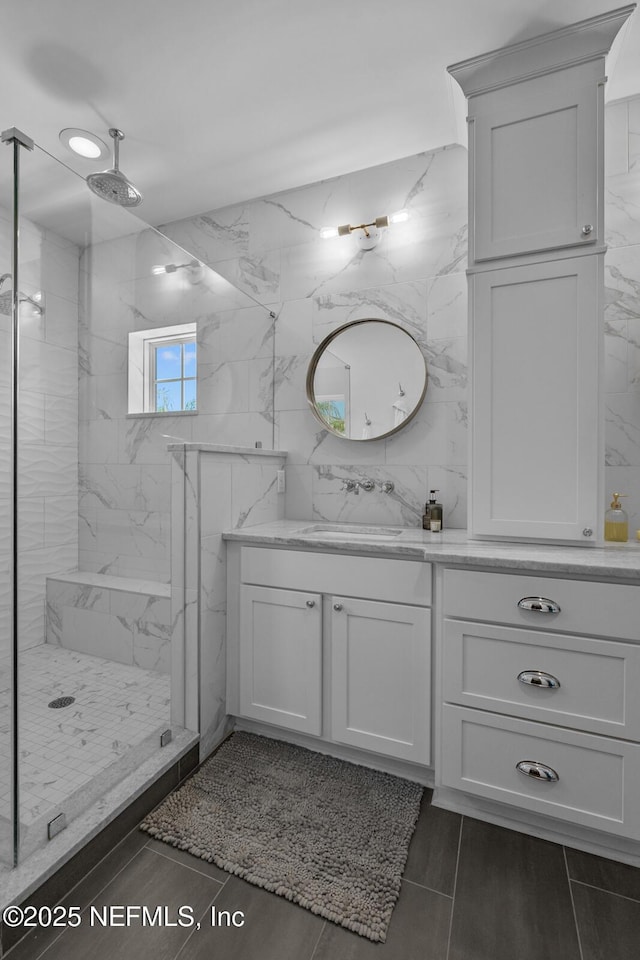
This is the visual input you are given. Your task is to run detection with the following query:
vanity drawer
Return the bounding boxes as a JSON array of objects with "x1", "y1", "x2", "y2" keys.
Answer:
[
  {"x1": 442, "y1": 619, "x2": 640, "y2": 739},
  {"x1": 441, "y1": 705, "x2": 640, "y2": 839},
  {"x1": 241, "y1": 547, "x2": 431, "y2": 606},
  {"x1": 443, "y1": 568, "x2": 640, "y2": 641}
]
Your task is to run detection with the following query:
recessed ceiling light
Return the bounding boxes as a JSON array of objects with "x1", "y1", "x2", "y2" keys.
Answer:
[{"x1": 59, "y1": 128, "x2": 109, "y2": 161}]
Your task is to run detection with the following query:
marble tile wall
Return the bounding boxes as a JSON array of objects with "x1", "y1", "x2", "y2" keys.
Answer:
[
  {"x1": 604, "y1": 96, "x2": 640, "y2": 532},
  {"x1": 0, "y1": 205, "x2": 80, "y2": 656},
  {"x1": 162, "y1": 145, "x2": 469, "y2": 530},
  {"x1": 78, "y1": 227, "x2": 275, "y2": 581},
  {"x1": 169, "y1": 446, "x2": 286, "y2": 757}
]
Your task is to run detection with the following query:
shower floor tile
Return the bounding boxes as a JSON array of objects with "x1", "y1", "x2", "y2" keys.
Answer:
[{"x1": 0, "y1": 644, "x2": 170, "y2": 832}]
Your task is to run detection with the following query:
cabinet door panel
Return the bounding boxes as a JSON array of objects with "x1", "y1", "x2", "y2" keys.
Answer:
[
  {"x1": 331, "y1": 597, "x2": 431, "y2": 763},
  {"x1": 239, "y1": 585, "x2": 322, "y2": 735},
  {"x1": 471, "y1": 255, "x2": 601, "y2": 541},
  {"x1": 473, "y1": 80, "x2": 598, "y2": 260}
]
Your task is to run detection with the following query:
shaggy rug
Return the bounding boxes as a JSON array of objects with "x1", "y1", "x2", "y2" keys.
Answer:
[{"x1": 140, "y1": 732, "x2": 423, "y2": 942}]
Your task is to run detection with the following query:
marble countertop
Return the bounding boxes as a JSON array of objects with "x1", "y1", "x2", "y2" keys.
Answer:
[{"x1": 223, "y1": 520, "x2": 640, "y2": 579}]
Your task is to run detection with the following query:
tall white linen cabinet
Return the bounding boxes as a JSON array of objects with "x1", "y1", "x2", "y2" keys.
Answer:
[{"x1": 448, "y1": 6, "x2": 635, "y2": 543}]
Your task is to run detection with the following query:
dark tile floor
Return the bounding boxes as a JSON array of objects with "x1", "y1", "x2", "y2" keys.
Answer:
[{"x1": 6, "y1": 789, "x2": 640, "y2": 960}]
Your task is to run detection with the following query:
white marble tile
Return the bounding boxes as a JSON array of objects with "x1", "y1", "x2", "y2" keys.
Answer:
[
  {"x1": 422, "y1": 336, "x2": 467, "y2": 401},
  {"x1": 198, "y1": 607, "x2": 226, "y2": 754},
  {"x1": 18, "y1": 498, "x2": 45, "y2": 551},
  {"x1": 132, "y1": 620, "x2": 171, "y2": 674},
  {"x1": 273, "y1": 353, "x2": 312, "y2": 412},
  {"x1": 248, "y1": 357, "x2": 275, "y2": 418},
  {"x1": 198, "y1": 360, "x2": 250, "y2": 414},
  {"x1": 628, "y1": 316, "x2": 640, "y2": 391},
  {"x1": 311, "y1": 281, "x2": 428, "y2": 344},
  {"x1": 45, "y1": 395, "x2": 78, "y2": 446},
  {"x1": 200, "y1": 534, "x2": 227, "y2": 610},
  {"x1": 194, "y1": 411, "x2": 274, "y2": 448},
  {"x1": 427, "y1": 273, "x2": 468, "y2": 340},
  {"x1": 118, "y1": 415, "x2": 193, "y2": 465},
  {"x1": 21, "y1": 238, "x2": 80, "y2": 303},
  {"x1": 199, "y1": 460, "x2": 233, "y2": 537},
  {"x1": 605, "y1": 100, "x2": 629, "y2": 179},
  {"x1": 79, "y1": 463, "x2": 171, "y2": 514},
  {"x1": 80, "y1": 418, "x2": 119, "y2": 465},
  {"x1": 629, "y1": 97, "x2": 640, "y2": 172},
  {"x1": 275, "y1": 408, "x2": 384, "y2": 466},
  {"x1": 605, "y1": 246, "x2": 640, "y2": 324},
  {"x1": 211, "y1": 250, "x2": 281, "y2": 306},
  {"x1": 230, "y1": 462, "x2": 280, "y2": 528},
  {"x1": 93, "y1": 508, "x2": 170, "y2": 562},
  {"x1": 605, "y1": 393, "x2": 640, "y2": 465},
  {"x1": 274, "y1": 297, "x2": 312, "y2": 356},
  {"x1": 60, "y1": 607, "x2": 134, "y2": 664},
  {"x1": 18, "y1": 390, "x2": 47, "y2": 445},
  {"x1": 311, "y1": 464, "x2": 428, "y2": 527},
  {"x1": 604, "y1": 320, "x2": 629, "y2": 394},
  {"x1": 214, "y1": 304, "x2": 275, "y2": 362},
  {"x1": 18, "y1": 444, "x2": 77, "y2": 499},
  {"x1": 283, "y1": 464, "x2": 314, "y2": 519},
  {"x1": 605, "y1": 175, "x2": 640, "y2": 248},
  {"x1": 19, "y1": 340, "x2": 77, "y2": 398},
  {"x1": 44, "y1": 292, "x2": 79, "y2": 350}
]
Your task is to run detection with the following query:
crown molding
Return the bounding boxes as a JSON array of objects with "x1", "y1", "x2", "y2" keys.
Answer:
[{"x1": 447, "y1": 4, "x2": 635, "y2": 98}]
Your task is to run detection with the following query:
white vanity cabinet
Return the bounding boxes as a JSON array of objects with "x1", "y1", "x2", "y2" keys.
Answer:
[
  {"x1": 227, "y1": 545, "x2": 432, "y2": 766},
  {"x1": 438, "y1": 567, "x2": 640, "y2": 841},
  {"x1": 239, "y1": 585, "x2": 322, "y2": 735}
]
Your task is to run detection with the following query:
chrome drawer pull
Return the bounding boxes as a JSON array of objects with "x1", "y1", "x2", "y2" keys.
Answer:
[
  {"x1": 516, "y1": 760, "x2": 559, "y2": 783},
  {"x1": 517, "y1": 670, "x2": 561, "y2": 690},
  {"x1": 306, "y1": 599, "x2": 316, "y2": 608},
  {"x1": 517, "y1": 596, "x2": 561, "y2": 614}
]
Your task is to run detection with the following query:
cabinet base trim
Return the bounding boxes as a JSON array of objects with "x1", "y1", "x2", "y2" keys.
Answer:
[
  {"x1": 232, "y1": 717, "x2": 434, "y2": 787},
  {"x1": 432, "y1": 785, "x2": 640, "y2": 869}
]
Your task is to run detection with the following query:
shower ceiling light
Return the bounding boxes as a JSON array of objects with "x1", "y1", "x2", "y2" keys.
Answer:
[
  {"x1": 59, "y1": 128, "x2": 109, "y2": 160},
  {"x1": 320, "y1": 210, "x2": 410, "y2": 249}
]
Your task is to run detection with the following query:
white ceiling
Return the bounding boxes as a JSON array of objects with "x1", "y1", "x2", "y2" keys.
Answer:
[{"x1": 2, "y1": 0, "x2": 640, "y2": 230}]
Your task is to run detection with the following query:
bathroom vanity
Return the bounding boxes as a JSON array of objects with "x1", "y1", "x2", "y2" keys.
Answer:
[{"x1": 224, "y1": 521, "x2": 640, "y2": 866}]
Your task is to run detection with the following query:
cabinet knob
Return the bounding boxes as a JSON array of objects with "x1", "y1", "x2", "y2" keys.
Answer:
[
  {"x1": 516, "y1": 760, "x2": 559, "y2": 783},
  {"x1": 517, "y1": 670, "x2": 561, "y2": 690},
  {"x1": 581, "y1": 224, "x2": 593, "y2": 236},
  {"x1": 333, "y1": 603, "x2": 343, "y2": 611},
  {"x1": 582, "y1": 528, "x2": 593, "y2": 538},
  {"x1": 517, "y1": 596, "x2": 561, "y2": 614},
  {"x1": 306, "y1": 599, "x2": 316, "y2": 608}
]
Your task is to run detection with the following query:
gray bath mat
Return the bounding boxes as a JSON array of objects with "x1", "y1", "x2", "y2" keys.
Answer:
[{"x1": 140, "y1": 731, "x2": 423, "y2": 942}]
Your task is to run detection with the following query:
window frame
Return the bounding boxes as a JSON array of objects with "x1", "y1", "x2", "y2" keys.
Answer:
[
  {"x1": 146, "y1": 332, "x2": 197, "y2": 413},
  {"x1": 128, "y1": 321, "x2": 197, "y2": 416}
]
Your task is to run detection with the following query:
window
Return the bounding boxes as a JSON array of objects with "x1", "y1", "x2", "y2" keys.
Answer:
[{"x1": 128, "y1": 322, "x2": 197, "y2": 415}]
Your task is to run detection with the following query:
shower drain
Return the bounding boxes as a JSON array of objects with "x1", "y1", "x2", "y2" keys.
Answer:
[{"x1": 48, "y1": 696, "x2": 75, "y2": 709}]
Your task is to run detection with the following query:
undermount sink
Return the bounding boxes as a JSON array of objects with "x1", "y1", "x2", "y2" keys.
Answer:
[{"x1": 294, "y1": 523, "x2": 404, "y2": 540}]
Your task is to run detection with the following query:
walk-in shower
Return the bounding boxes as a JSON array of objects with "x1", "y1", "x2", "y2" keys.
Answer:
[{"x1": 0, "y1": 124, "x2": 201, "y2": 890}]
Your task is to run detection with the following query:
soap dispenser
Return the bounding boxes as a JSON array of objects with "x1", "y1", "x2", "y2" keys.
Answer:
[
  {"x1": 604, "y1": 493, "x2": 628, "y2": 542},
  {"x1": 424, "y1": 490, "x2": 443, "y2": 532}
]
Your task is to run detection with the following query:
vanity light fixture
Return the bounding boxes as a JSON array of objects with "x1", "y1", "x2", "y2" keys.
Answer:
[
  {"x1": 320, "y1": 209, "x2": 410, "y2": 249},
  {"x1": 59, "y1": 128, "x2": 110, "y2": 161},
  {"x1": 151, "y1": 260, "x2": 204, "y2": 283}
]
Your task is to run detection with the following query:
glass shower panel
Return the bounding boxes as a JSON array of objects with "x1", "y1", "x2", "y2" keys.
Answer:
[{"x1": 0, "y1": 144, "x2": 16, "y2": 867}]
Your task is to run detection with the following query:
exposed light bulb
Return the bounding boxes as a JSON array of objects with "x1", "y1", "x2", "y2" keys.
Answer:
[
  {"x1": 320, "y1": 226, "x2": 339, "y2": 239},
  {"x1": 151, "y1": 265, "x2": 167, "y2": 275},
  {"x1": 389, "y1": 209, "x2": 410, "y2": 224}
]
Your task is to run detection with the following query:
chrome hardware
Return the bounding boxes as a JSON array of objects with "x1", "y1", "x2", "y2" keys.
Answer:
[
  {"x1": 581, "y1": 224, "x2": 593, "y2": 236},
  {"x1": 379, "y1": 480, "x2": 395, "y2": 494},
  {"x1": 333, "y1": 603, "x2": 343, "y2": 611},
  {"x1": 306, "y1": 599, "x2": 316, "y2": 608},
  {"x1": 516, "y1": 760, "x2": 559, "y2": 783},
  {"x1": 517, "y1": 670, "x2": 561, "y2": 690},
  {"x1": 582, "y1": 527, "x2": 593, "y2": 538},
  {"x1": 341, "y1": 479, "x2": 357, "y2": 492},
  {"x1": 517, "y1": 596, "x2": 561, "y2": 614},
  {"x1": 358, "y1": 478, "x2": 375, "y2": 493}
]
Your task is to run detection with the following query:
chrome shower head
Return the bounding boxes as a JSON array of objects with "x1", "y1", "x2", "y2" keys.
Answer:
[{"x1": 86, "y1": 128, "x2": 142, "y2": 207}]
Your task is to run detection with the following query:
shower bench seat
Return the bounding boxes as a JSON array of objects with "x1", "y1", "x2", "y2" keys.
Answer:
[{"x1": 45, "y1": 571, "x2": 172, "y2": 674}]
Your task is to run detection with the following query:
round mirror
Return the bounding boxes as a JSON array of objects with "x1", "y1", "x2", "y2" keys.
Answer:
[{"x1": 306, "y1": 319, "x2": 427, "y2": 441}]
